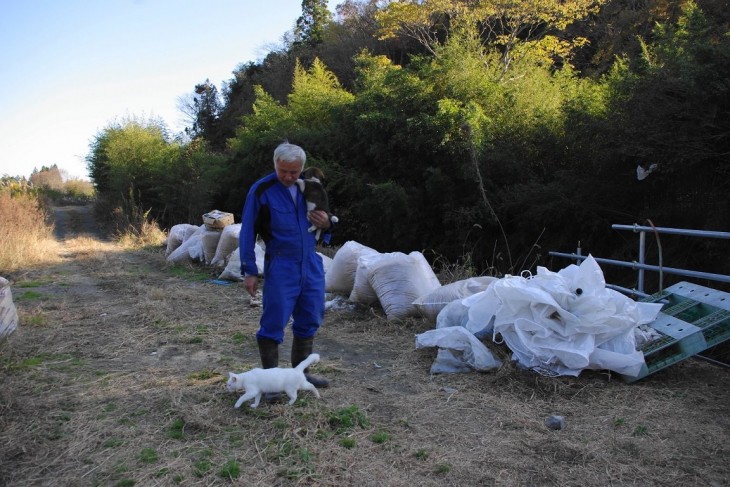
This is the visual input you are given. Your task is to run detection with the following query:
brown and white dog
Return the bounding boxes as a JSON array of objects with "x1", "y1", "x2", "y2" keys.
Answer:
[{"x1": 295, "y1": 167, "x2": 339, "y2": 241}]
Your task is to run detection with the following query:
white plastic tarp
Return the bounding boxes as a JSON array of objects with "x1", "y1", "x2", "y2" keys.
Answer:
[
  {"x1": 462, "y1": 255, "x2": 663, "y2": 377},
  {"x1": 415, "y1": 326, "x2": 502, "y2": 374}
]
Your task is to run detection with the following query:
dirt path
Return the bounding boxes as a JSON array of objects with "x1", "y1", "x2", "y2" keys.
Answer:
[
  {"x1": 51, "y1": 205, "x2": 106, "y2": 240},
  {"x1": 1, "y1": 217, "x2": 728, "y2": 486}
]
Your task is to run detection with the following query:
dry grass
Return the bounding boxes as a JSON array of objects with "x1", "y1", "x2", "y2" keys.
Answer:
[
  {"x1": 0, "y1": 190, "x2": 60, "y2": 274},
  {"x1": 0, "y1": 217, "x2": 728, "y2": 486}
]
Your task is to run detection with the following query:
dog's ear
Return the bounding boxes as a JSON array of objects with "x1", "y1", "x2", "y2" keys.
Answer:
[{"x1": 303, "y1": 167, "x2": 325, "y2": 181}]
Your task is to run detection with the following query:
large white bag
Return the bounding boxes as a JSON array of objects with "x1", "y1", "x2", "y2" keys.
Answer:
[
  {"x1": 218, "y1": 243, "x2": 265, "y2": 281},
  {"x1": 325, "y1": 241, "x2": 378, "y2": 294},
  {"x1": 167, "y1": 226, "x2": 204, "y2": 263},
  {"x1": 0, "y1": 277, "x2": 19, "y2": 339},
  {"x1": 367, "y1": 251, "x2": 440, "y2": 321},
  {"x1": 201, "y1": 229, "x2": 223, "y2": 264},
  {"x1": 165, "y1": 223, "x2": 200, "y2": 256},
  {"x1": 348, "y1": 252, "x2": 385, "y2": 305},
  {"x1": 210, "y1": 223, "x2": 241, "y2": 267}
]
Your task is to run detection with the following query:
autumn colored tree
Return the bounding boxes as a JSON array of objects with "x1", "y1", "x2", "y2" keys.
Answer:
[{"x1": 375, "y1": 0, "x2": 603, "y2": 74}]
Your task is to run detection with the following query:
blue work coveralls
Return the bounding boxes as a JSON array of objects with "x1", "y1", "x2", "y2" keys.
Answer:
[{"x1": 239, "y1": 172, "x2": 331, "y2": 344}]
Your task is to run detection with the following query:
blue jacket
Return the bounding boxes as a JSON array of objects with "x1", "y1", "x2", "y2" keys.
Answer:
[{"x1": 239, "y1": 172, "x2": 330, "y2": 276}]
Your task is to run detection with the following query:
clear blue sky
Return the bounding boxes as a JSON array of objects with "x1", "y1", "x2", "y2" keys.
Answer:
[{"x1": 0, "y1": 0, "x2": 338, "y2": 180}]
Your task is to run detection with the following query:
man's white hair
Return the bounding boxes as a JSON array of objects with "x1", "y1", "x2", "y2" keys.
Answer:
[{"x1": 273, "y1": 142, "x2": 306, "y2": 167}]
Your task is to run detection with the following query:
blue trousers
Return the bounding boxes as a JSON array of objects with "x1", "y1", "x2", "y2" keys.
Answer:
[{"x1": 256, "y1": 252, "x2": 325, "y2": 344}]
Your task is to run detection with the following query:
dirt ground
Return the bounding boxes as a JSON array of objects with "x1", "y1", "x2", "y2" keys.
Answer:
[{"x1": 0, "y1": 206, "x2": 728, "y2": 486}]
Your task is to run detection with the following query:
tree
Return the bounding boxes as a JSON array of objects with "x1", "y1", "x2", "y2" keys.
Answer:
[
  {"x1": 375, "y1": 0, "x2": 603, "y2": 75},
  {"x1": 295, "y1": 0, "x2": 333, "y2": 46},
  {"x1": 288, "y1": 58, "x2": 355, "y2": 133},
  {"x1": 30, "y1": 165, "x2": 63, "y2": 189},
  {"x1": 178, "y1": 79, "x2": 224, "y2": 149}
]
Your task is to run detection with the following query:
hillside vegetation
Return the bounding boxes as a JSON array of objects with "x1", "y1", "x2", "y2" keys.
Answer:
[{"x1": 80, "y1": 0, "x2": 730, "y2": 291}]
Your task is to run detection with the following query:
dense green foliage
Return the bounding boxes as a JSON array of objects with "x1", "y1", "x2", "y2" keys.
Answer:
[{"x1": 87, "y1": 0, "x2": 729, "y2": 288}]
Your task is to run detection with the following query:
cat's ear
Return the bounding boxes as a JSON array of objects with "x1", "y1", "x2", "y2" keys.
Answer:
[{"x1": 228, "y1": 372, "x2": 234, "y2": 378}]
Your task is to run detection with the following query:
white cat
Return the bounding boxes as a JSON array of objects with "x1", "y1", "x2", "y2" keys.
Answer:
[{"x1": 227, "y1": 353, "x2": 321, "y2": 408}]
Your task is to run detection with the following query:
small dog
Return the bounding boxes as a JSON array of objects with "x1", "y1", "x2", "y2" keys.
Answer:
[
  {"x1": 226, "y1": 353, "x2": 321, "y2": 408},
  {"x1": 295, "y1": 167, "x2": 339, "y2": 241}
]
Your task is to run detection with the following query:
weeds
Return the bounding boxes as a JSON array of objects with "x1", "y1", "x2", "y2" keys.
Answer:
[
  {"x1": 168, "y1": 418, "x2": 186, "y2": 440},
  {"x1": 0, "y1": 189, "x2": 56, "y2": 274},
  {"x1": 218, "y1": 459, "x2": 241, "y2": 479},
  {"x1": 370, "y1": 431, "x2": 391, "y2": 444},
  {"x1": 327, "y1": 405, "x2": 369, "y2": 433}
]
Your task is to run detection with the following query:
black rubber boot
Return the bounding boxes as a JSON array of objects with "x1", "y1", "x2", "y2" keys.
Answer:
[
  {"x1": 291, "y1": 336, "x2": 329, "y2": 388},
  {"x1": 257, "y1": 336, "x2": 282, "y2": 402}
]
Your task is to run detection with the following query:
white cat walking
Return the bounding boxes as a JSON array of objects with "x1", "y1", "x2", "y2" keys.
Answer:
[{"x1": 227, "y1": 353, "x2": 321, "y2": 408}]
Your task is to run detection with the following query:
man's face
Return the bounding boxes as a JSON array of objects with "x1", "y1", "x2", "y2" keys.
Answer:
[{"x1": 275, "y1": 159, "x2": 303, "y2": 187}]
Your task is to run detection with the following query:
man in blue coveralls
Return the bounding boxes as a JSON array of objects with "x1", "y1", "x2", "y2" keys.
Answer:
[{"x1": 239, "y1": 142, "x2": 333, "y2": 390}]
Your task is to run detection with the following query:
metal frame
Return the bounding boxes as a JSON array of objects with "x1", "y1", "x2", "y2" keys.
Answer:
[{"x1": 549, "y1": 224, "x2": 730, "y2": 296}]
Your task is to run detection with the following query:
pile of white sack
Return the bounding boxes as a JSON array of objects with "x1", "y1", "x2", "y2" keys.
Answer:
[
  {"x1": 164, "y1": 221, "x2": 329, "y2": 282},
  {"x1": 164, "y1": 226, "x2": 663, "y2": 379}
]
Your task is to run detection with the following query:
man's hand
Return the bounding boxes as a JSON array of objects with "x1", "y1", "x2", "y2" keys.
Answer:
[
  {"x1": 308, "y1": 210, "x2": 331, "y2": 230},
  {"x1": 244, "y1": 275, "x2": 258, "y2": 297}
]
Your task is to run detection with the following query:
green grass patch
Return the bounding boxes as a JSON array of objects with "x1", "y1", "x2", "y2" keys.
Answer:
[
  {"x1": 168, "y1": 266, "x2": 210, "y2": 281},
  {"x1": 218, "y1": 459, "x2": 241, "y2": 479},
  {"x1": 16, "y1": 290, "x2": 44, "y2": 301},
  {"x1": 339, "y1": 437, "x2": 356, "y2": 449},
  {"x1": 232, "y1": 332, "x2": 248, "y2": 345},
  {"x1": 103, "y1": 438, "x2": 124, "y2": 448},
  {"x1": 370, "y1": 431, "x2": 391, "y2": 444},
  {"x1": 16, "y1": 279, "x2": 51, "y2": 288},
  {"x1": 414, "y1": 448, "x2": 429, "y2": 460},
  {"x1": 192, "y1": 459, "x2": 212, "y2": 478},
  {"x1": 9, "y1": 353, "x2": 83, "y2": 371},
  {"x1": 22, "y1": 313, "x2": 47, "y2": 326},
  {"x1": 327, "y1": 405, "x2": 369, "y2": 434},
  {"x1": 139, "y1": 447, "x2": 159, "y2": 464},
  {"x1": 168, "y1": 418, "x2": 186, "y2": 440},
  {"x1": 435, "y1": 463, "x2": 452, "y2": 474}
]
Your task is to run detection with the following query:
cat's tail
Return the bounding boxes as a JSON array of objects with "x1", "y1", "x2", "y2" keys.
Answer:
[{"x1": 294, "y1": 353, "x2": 320, "y2": 372}]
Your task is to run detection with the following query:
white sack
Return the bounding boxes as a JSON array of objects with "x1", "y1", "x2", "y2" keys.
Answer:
[
  {"x1": 167, "y1": 226, "x2": 204, "y2": 263},
  {"x1": 367, "y1": 251, "x2": 440, "y2": 321},
  {"x1": 165, "y1": 223, "x2": 199, "y2": 256},
  {"x1": 218, "y1": 243, "x2": 265, "y2": 281},
  {"x1": 348, "y1": 252, "x2": 385, "y2": 305},
  {"x1": 201, "y1": 229, "x2": 223, "y2": 264},
  {"x1": 325, "y1": 241, "x2": 378, "y2": 294},
  {"x1": 211, "y1": 223, "x2": 241, "y2": 267},
  {"x1": 466, "y1": 255, "x2": 663, "y2": 377},
  {"x1": 415, "y1": 326, "x2": 502, "y2": 374},
  {"x1": 0, "y1": 277, "x2": 19, "y2": 339},
  {"x1": 414, "y1": 276, "x2": 498, "y2": 321}
]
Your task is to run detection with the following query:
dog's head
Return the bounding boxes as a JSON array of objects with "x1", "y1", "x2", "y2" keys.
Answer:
[{"x1": 301, "y1": 166, "x2": 325, "y2": 182}]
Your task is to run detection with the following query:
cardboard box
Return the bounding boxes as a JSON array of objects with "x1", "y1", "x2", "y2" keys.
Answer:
[{"x1": 202, "y1": 210, "x2": 234, "y2": 230}]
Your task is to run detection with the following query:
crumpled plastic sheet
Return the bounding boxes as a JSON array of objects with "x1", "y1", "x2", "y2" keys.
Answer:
[
  {"x1": 415, "y1": 326, "x2": 502, "y2": 374},
  {"x1": 461, "y1": 255, "x2": 663, "y2": 377}
]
